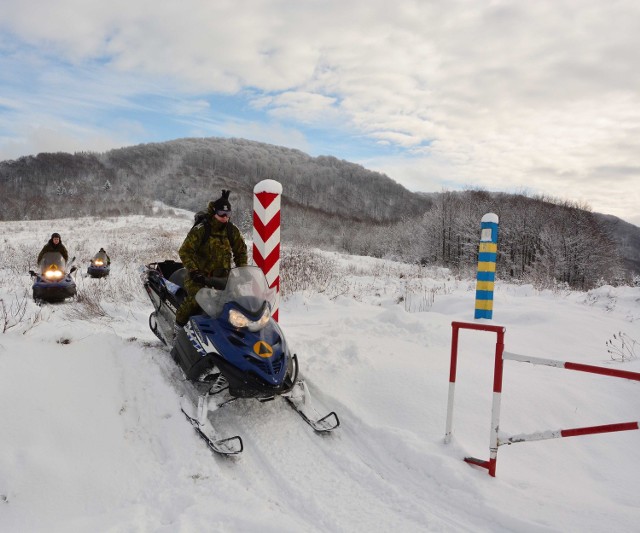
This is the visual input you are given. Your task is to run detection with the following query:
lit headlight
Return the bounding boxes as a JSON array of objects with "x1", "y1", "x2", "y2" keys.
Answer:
[
  {"x1": 44, "y1": 269, "x2": 64, "y2": 280},
  {"x1": 228, "y1": 307, "x2": 271, "y2": 331},
  {"x1": 94, "y1": 259, "x2": 104, "y2": 266}
]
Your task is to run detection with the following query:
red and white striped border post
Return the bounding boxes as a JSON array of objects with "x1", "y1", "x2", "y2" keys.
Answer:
[{"x1": 252, "y1": 180, "x2": 282, "y2": 321}]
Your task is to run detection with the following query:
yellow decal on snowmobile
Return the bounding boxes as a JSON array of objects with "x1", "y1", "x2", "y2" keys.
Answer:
[{"x1": 253, "y1": 341, "x2": 273, "y2": 358}]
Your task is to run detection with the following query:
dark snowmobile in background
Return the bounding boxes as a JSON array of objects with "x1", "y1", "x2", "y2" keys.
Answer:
[
  {"x1": 30, "y1": 252, "x2": 77, "y2": 302},
  {"x1": 142, "y1": 260, "x2": 339, "y2": 455},
  {"x1": 87, "y1": 250, "x2": 110, "y2": 278}
]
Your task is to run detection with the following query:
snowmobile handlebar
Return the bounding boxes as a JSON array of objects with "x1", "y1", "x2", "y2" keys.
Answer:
[
  {"x1": 204, "y1": 276, "x2": 228, "y2": 291},
  {"x1": 29, "y1": 266, "x2": 77, "y2": 277}
]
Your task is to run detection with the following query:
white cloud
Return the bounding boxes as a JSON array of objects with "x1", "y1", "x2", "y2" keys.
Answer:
[
  {"x1": 0, "y1": 123, "x2": 134, "y2": 160},
  {"x1": 168, "y1": 99, "x2": 211, "y2": 116},
  {"x1": 1, "y1": 0, "x2": 640, "y2": 223},
  {"x1": 251, "y1": 91, "x2": 339, "y2": 124}
]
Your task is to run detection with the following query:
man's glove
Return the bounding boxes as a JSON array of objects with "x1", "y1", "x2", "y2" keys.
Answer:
[{"x1": 189, "y1": 270, "x2": 206, "y2": 285}]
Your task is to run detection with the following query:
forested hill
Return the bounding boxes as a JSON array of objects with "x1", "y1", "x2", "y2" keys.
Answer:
[
  {"x1": 0, "y1": 137, "x2": 428, "y2": 222},
  {"x1": 1, "y1": 136, "x2": 639, "y2": 286},
  {"x1": 595, "y1": 213, "x2": 640, "y2": 275}
]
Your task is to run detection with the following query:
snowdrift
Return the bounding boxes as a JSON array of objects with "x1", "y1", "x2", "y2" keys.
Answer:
[{"x1": 1, "y1": 215, "x2": 640, "y2": 532}]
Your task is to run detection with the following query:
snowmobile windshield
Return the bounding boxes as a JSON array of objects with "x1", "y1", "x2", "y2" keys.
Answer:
[
  {"x1": 195, "y1": 266, "x2": 277, "y2": 318},
  {"x1": 39, "y1": 252, "x2": 67, "y2": 279},
  {"x1": 92, "y1": 251, "x2": 108, "y2": 266}
]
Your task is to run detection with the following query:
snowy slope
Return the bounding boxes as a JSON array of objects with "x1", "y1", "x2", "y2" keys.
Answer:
[{"x1": 1, "y1": 215, "x2": 640, "y2": 533}]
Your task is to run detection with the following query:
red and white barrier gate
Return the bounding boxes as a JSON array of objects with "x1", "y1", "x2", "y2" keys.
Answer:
[
  {"x1": 252, "y1": 180, "x2": 282, "y2": 321},
  {"x1": 445, "y1": 321, "x2": 640, "y2": 477}
]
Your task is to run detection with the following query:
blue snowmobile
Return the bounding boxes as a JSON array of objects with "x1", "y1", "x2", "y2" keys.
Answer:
[
  {"x1": 30, "y1": 252, "x2": 77, "y2": 302},
  {"x1": 87, "y1": 249, "x2": 110, "y2": 278},
  {"x1": 142, "y1": 260, "x2": 339, "y2": 455}
]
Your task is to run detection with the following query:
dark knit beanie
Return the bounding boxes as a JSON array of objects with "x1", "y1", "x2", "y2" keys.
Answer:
[
  {"x1": 211, "y1": 190, "x2": 232, "y2": 212},
  {"x1": 51, "y1": 233, "x2": 61, "y2": 240}
]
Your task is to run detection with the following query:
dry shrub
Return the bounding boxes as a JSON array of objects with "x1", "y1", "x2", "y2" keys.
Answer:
[
  {"x1": 65, "y1": 282, "x2": 110, "y2": 320},
  {"x1": 280, "y1": 247, "x2": 339, "y2": 297}
]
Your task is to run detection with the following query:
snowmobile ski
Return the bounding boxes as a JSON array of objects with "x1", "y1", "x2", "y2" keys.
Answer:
[
  {"x1": 181, "y1": 408, "x2": 243, "y2": 456},
  {"x1": 283, "y1": 380, "x2": 340, "y2": 432},
  {"x1": 285, "y1": 399, "x2": 340, "y2": 432}
]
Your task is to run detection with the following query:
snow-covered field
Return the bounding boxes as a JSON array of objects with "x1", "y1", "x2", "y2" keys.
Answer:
[{"x1": 1, "y1": 212, "x2": 640, "y2": 533}]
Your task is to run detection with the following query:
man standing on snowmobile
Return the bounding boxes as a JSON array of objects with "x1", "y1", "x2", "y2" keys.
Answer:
[
  {"x1": 37, "y1": 233, "x2": 69, "y2": 264},
  {"x1": 174, "y1": 190, "x2": 247, "y2": 335}
]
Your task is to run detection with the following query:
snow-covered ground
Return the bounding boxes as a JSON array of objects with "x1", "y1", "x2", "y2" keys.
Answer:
[{"x1": 1, "y1": 213, "x2": 640, "y2": 533}]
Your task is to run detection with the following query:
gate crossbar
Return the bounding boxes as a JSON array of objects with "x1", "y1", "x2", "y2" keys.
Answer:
[
  {"x1": 498, "y1": 351, "x2": 640, "y2": 448},
  {"x1": 446, "y1": 322, "x2": 640, "y2": 477}
]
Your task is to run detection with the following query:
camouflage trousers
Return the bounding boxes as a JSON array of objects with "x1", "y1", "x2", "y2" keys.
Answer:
[{"x1": 175, "y1": 278, "x2": 205, "y2": 326}]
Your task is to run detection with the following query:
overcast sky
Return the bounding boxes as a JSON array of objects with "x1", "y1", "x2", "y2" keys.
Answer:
[{"x1": 1, "y1": 0, "x2": 639, "y2": 225}]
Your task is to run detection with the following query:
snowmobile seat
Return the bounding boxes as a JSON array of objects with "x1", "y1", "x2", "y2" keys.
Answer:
[
  {"x1": 156, "y1": 260, "x2": 184, "y2": 280},
  {"x1": 167, "y1": 268, "x2": 188, "y2": 305},
  {"x1": 168, "y1": 267, "x2": 187, "y2": 289}
]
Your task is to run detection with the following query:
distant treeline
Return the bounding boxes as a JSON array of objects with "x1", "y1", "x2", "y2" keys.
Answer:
[
  {"x1": 1, "y1": 137, "x2": 637, "y2": 288},
  {"x1": 308, "y1": 190, "x2": 627, "y2": 290}
]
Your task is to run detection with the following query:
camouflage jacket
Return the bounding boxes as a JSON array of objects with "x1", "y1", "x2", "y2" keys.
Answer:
[
  {"x1": 37, "y1": 240, "x2": 69, "y2": 263},
  {"x1": 178, "y1": 216, "x2": 247, "y2": 278}
]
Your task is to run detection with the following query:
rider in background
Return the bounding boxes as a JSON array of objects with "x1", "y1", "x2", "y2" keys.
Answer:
[
  {"x1": 37, "y1": 233, "x2": 69, "y2": 264},
  {"x1": 95, "y1": 247, "x2": 111, "y2": 265}
]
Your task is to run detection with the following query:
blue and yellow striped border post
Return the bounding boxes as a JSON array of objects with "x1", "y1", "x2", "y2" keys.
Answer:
[{"x1": 475, "y1": 213, "x2": 499, "y2": 320}]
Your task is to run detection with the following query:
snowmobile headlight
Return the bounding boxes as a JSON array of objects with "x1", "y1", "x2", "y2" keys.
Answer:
[
  {"x1": 228, "y1": 307, "x2": 271, "y2": 332},
  {"x1": 94, "y1": 259, "x2": 104, "y2": 266},
  {"x1": 44, "y1": 269, "x2": 64, "y2": 280}
]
